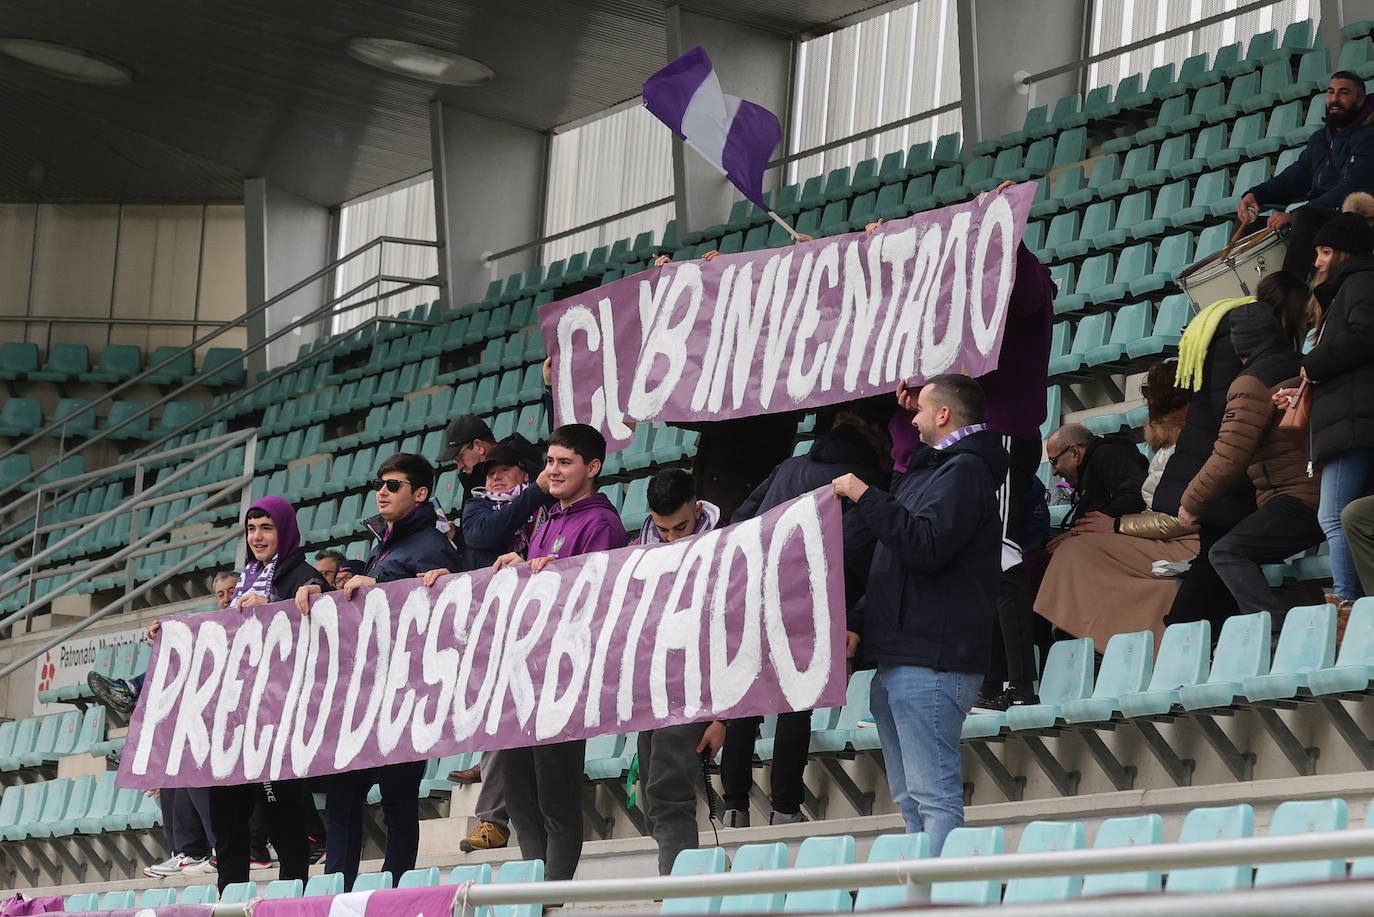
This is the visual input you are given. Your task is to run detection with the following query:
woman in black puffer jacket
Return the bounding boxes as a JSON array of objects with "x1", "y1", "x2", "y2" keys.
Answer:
[{"x1": 1296, "y1": 213, "x2": 1374, "y2": 611}]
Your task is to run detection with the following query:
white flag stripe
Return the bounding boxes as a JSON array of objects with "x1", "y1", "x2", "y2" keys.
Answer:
[
  {"x1": 329, "y1": 890, "x2": 373, "y2": 917},
  {"x1": 680, "y1": 68, "x2": 730, "y2": 167}
]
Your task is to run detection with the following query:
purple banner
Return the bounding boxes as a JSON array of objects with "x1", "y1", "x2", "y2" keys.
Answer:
[
  {"x1": 541, "y1": 186, "x2": 1035, "y2": 449},
  {"x1": 118, "y1": 489, "x2": 845, "y2": 788},
  {"x1": 257, "y1": 883, "x2": 457, "y2": 917}
]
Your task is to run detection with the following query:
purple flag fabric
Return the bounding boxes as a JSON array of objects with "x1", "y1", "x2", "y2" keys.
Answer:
[
  {"x1": 541, "y1": 184, "x2": 1037, "y2": 451},
  {"x1": 255, "y1": 884, "x2": 458, "y2": 917},
  {"x1": 118, "y1": 488, "x2": 845, "y2": 788},
  {"x1": 643, "y1": 45, "x2": 781, "y2": 209}
]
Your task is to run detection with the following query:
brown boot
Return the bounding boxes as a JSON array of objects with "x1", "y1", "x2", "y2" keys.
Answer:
[
  {"x1": 448, "y1": 764, "x2": 482, "y2": 784},
  {"x1": 1338, "y1": 600, "x2": 1354, "y2": 644}
]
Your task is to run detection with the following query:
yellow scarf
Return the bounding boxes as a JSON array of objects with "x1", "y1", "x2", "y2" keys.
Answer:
[{"x1": 1176, "y1": 296, "x2": 1256, "y2": 391}]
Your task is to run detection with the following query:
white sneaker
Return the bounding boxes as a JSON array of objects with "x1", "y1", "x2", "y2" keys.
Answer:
[
  {"x1": 145, "y1": 853, "x2": 196, "y2": 877},
  {"x1": 181, "y1": 857, "x2": 215, "y2": 875}
]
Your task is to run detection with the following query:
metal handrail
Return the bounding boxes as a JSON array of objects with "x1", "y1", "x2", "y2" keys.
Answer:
[
  {"x1": 458, "y1": 828, "x2": 1374, "y2": 907},
  {"x1": 0, "y1": 234, "x2": 439, "y2": 495}
]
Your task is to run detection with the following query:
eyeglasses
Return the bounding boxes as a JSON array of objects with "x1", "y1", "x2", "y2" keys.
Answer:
[
  {"x1": 373, "y1": 478, "x2": 412, "y2": 493},
  {"x1": 1048, "y1": 444, "x2": 1078, "y2": 468}
]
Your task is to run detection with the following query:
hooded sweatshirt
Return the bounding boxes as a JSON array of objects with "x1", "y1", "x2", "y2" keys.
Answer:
[
  {"x1": 847, "y1": 429, "x2": 1010, "y2": 674},
  {"x1": 735, "y1": 423, "x2": 886, "y2": 521},
  {"x1": 233, "y1": 495, "x2": 327, "y2": 603},
  {"x1": 529, "y1": 492, "x2": 628, "y2": 560},
  {"x1": 637, "y1": 500, "x2": 721, "y2": 545}
]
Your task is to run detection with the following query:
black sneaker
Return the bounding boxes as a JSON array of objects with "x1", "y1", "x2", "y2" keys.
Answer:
[{"x1": 970, "y1": 690, "x2": 1010, "y2": 714}]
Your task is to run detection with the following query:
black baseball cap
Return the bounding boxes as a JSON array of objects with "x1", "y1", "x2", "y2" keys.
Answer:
[
  {"x1": 474, "y1": 443, "x2": 529, "y2": 480},
  {"x1": 436, "y1": 415, "x2": 495, "y2": 463},
  {"x1": 337, "y1": 558, "x2": 367, "y2": 576}
]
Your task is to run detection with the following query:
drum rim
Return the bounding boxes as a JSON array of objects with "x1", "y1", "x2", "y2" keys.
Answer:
[{"x1": 1178, "y1": 225, "x2": 1288, "y2": 287}]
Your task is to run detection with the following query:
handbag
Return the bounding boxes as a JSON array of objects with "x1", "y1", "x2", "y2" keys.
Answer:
[{"x1": 1277, "y1": 377, "x2": 1311, "y2": 445}]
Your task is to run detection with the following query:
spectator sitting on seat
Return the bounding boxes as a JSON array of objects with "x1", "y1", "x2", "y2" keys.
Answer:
[
  {"x1": 1034, "y1": 363, "x2": 1201, "y2": 649},
  {"x1": 1043, "y1": 423, "x2": 1150, "y2": 550},
  {"x1": 1237, "y1": 70, "x2": 1374, "y2": 277},
  {"x1": 416, "y1": 441, "x2": 557, "y2": 856},
  {"x1": 333, "y1": 558, "x2": 365, "y2": 590},
  {"x1": 833, "y1": 374, "x2": 1008, "y2": 855},
  {"x1": 491, "y1": 423, "x2": 629, "y2": 882},
  {"x1": 295, "y1": 453, "x2": 460, "y2": 891},
  {"x1": 1178, "y1": 302, "x2": 1322, "y2": 614},
  {"x1": 719, "y1": 404, "x2": 889, "y2": 829},
  {"x1": 313, "y1": 549, "x2": 346, "y2": 587},
  {"x1": 631, "y1": 468, "x2": 725, "y2": 874}
]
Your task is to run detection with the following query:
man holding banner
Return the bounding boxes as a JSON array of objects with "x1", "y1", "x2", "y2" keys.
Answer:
[
  {"x1": 493, "y1": 423, "x2": 629, "y2": 882},
  {"x1": 834, "y1": 374, "x2": 1006, "y2": 855}
]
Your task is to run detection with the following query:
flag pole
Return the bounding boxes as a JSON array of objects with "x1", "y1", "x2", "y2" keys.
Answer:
[{"x1": 766, "y1": 210, "x2": 801, "y2": 243}]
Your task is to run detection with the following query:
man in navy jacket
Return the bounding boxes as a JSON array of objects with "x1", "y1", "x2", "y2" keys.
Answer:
[
  {"x1": 833, "y1": 374, "x2": 1007, "y2": 855},
  {"x1": 1238, "y1": 70, "x2": 1374, "y2": 275}
]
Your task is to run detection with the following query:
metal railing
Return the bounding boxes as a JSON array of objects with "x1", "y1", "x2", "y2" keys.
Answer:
[
  {"x1": 0, "y1": 235, "x2": 441, "y2": 501},
  {"x1": 0, "y1": 429, "x2": 257, "y2": 640}
]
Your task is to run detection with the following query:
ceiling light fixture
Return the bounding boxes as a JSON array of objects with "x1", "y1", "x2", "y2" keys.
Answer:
[
  {"x1": 0, "y1": 39, "x2": 132, "y2": 85},
  {"x1": 345, "y1": 38, "x2": 493, "y2": 86}
]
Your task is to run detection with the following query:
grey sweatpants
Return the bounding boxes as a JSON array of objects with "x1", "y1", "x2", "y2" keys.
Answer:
[
  {"x1": 502, "y1": 739, "x2": 586, "y2": 881},
  {"x1": 638, "y1": 722, "x2": 708, "y2": 874},
  {"x1": 475, "y1": 749, "x2": 509, "y2": 832}
]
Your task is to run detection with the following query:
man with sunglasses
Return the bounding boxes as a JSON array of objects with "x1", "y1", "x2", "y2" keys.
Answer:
[{"x1": 295, "y1": 452, "x2": 459, "y2": 890}]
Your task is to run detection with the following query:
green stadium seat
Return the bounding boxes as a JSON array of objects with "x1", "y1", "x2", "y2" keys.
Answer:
[
  {"x1": 1169, "y1": 124, "x2": 1225, "y2": 177},
  {"x1": 1064, "y1": 156, "x2": 1117, "y2": 207},
  {"x1": 1338, "y1": 36, "x2": 1374, "y2": 76},
  {"x1": 1226, "y1": 29, "x2": 1277, "y2": 77},
  {"x1": 1032, "y1": 166, "x2": 1083, "y2": 218},
  {"x1": 1308, "y1": 597, "x2": 1374, "y2": 695},
  {"x1": 662, "y1": 846, "x2": 727, "y2": 915},
  {"x1": 796, "y1": 175, "x2": 826, "y2": 211},
  {"x1": 812, "y1": 668, "x2": 874, "y2": 753},
  {"x1": 220, "y1": 882, "x2": 258, "y2": 904},
  {"x1": 353, "y1": 871, "x2": 393, "y2": 892},
  {"x1": 1180, "y1": 611, "x2": 1271, "y2": 710},
  {"x1": 1214, "y1": 159, "x2": 1271, "y2": 217},
  {"x1": 202, "y1": 347, "x2": 246, "y2": 386},
  {"x1": 1023, "y1": 220, "x2": 1045, "y2": 254},
  {"x1": 1055, "y1": 254, "x2": 1112, "y2": 314},
  {"x1": 925, "y1": 165, "x2": 962, "y2": 206},
  {"x1": 1048, "y1": 313, "x2": 1108, "y2": 376},
  {"x1": 1254, "y1": 798, "x2": 1347, "y2": 886},
  {"x1": 24, "y1": 777, "x2": 70, "y2": 838},
  {"x1": 1099, "y1": 192, "x2": 1150, "y2": 248},
  {"x1": 1124, "y1": 294, "x2": 1191, "y2": 360},
  {"x1": 304, "y1": 873, "x2": 346, "y2": 897},
  {"x1": 4, "y1": 781, "x2": 44, "y2": 839},
  {"x1": 783, "y1": 835, "x2": 855, "y2": 912},
  {"x1": 845, "y1": 193, "x2": 877, "y2": 232},
  {"x1": 139, "y1": 889, "x2": 178, "y2": 908},
  {"x1": 79, "y1": 343, "x2": 142, "y2": 383},
  {"x1": 1042, "y1": 93, "x2": 1085, "y2": 133},
  {"x1": 1129, "y1": 181, "x2": 1188, "y2": 239},
  {"x1": 181, "y1": 885, "x2": 219, "y2": 905},
  {"x1": 930, "y1": 827, "x2": 1003, "y2": 904},
  {"x1": 718, "y1": 842, "x2": 788, "y2": 914},
  {"x1": 145, "y1": 345, "x2": 195, "y2": 385},
  {"x1": 156, "y1": 400, "x2": 204, "y2": 437},
  {"x1": 1003, "y1": 820, "x2": 1086, "y2": 903},
  {"x1": 0, "y1": 397, "x2": 42, "y2": 437},
  {"x1": 398, "y1": 866, "x2": 441, "y2": 888},
  {"x1": 896, "y1": 174, "x2": 935, "y2": 216},
  {"x1": 876, "y1": 149, "x2": 906, "y2": 185},
  {"x1": 818, "y1": 200, "x2": 850, "y2": 237},
  {"x1": 1249, "y1": 104, "x2": 1301, "y2": 158},
  {"x1": 620, "y1": 476, "x2": 649, "y2": 531},
  {"x1": 491, "y1": 858, "x2": 544, "y2": 917},
  {"x1": 98, "y1": 891, "x2": 136, "y2": 911},
  {"x1": 1083, "y1": 301, "x2": 1153, "y2": 367},
  {"x1": 1061, "y1": 630, "x2": 1155, "y2": 722},
  {"x1": 1079, "y1": 814, "x2": 1164, "y2": 896},
  {"x1": 851, "y1": 833, "x2": 929, "y2": 911},
  {"x1": 0, "y1": 453, "x2": 31, "y2": 489},
  {"x1": 1171, "y1": 170, "x2": 1229, "y2": 225},
  {"x1": 1282, "y1": 49, "x2": 1329, "y2": 101},
  {"x1": 1006, "y1": 638, "x2": 1094, "y2": 730},
  {"x1": 1097, "y1": 144, "x2": 1153, "y2": 196},
  {"x1": 1241, "y1": 603, "x2": 1336, "y2": 701},
  {"x1": 330, "y1": 493, "x2": 362, "y2": 540},
  {"x1": 822, "y1": 166, "x2": 852, "y2": 201},
  {"x1": 1137, "y1": 234, "x2": 1196, "y2": 295},
  {"x1": 30, "y1": 343, "x2": 89, "y2": 382},
  {"x1": 1240, "y1": 59, "x2": 1294, "y2": 111}
]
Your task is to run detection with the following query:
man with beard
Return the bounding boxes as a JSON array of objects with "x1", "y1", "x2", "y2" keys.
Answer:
[{"x1": 1237, "y1": 71, "x2": 1374, "y2": 277}]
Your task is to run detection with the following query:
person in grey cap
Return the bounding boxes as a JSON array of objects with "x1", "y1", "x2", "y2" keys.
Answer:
[{"x1": 1178, "y1": 295, "x2": 1321, "y2": 614}]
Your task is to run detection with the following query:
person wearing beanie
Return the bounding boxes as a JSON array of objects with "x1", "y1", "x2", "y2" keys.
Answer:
[
  {"x1": 1237, "y1": 70, "x2": 1374, "y2": 277},
  {"x1": 1279, "y1": 196, "x2": 1374, "y2": 627},
  {"x1": 1178, "y1": 303, "x2": 1321, "y2": 614}
]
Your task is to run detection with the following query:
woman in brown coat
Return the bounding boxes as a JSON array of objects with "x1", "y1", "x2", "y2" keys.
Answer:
[{"x1": 1178, "y1": 301, "x2": 1322, "y2": 613}]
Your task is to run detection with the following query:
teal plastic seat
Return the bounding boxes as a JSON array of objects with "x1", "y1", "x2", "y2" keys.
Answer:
[
  {"x1": 98, "y1": 891, "x2": 136, "y2": 911},
  {"x1": 64, "y1": 893, "x2": 99, "y2": 912},
  {"x1": 31, "y1": 343, "x2": 89, "y2": 382},
  {"x1": 1308, "y1": 597, "x2": 1374, "y2": 694},
  {"x1": 1003, "y1": 820, "x2": 1086, "y2": 902},
  {"x1": 0, "y1": 397, "x2": 42, "y2": 437},
  {"x1": 930, "y1": 826, "x2": 1004, "y2": 904},
  {"x1": 304, "y1": 873, "x2": 346, "y2": 897},
  {"x1": 398, "y1": 866, "x2": 441, "y2": 888},
  {"x1": 105, "y1": 400, "x2": 153, "y2": 439},
  {"x1": 1006, "y1": 638, "x2": 1094, "y2": 730},
  {"x1": 661, "y1": 846, "x2": 728, "y2": 914},
  {"x1": 783, "y1": 835, "x2": 856, "y2": 912},
  {"x1": 1180, "y1": 611, "x2": 1272, "y2": 710},
  {"x1": 23, "y1": 777, "x2": 69, "y2": 838},
  {"x1": 1062, "y1": 630, "x2": 1155, "y2": 722},
  {"x1": 720, "y1": 842, "x2": 789, "y2": 913},
  {"x1": 1133, "y1": 233, "x2": 1195, "y2": 295},
  {"x1": 1059, "y1": 201, "x2": 1114, "y2": 259},
  {"x1": 1048, "y1": 312, "x2": 1110, "y2": 376},
  {"x1": 1124, "y1": 294, "x2": 1193, "y2": 360},
  {"x1": 1241, "y1": 602, "x2": 1336, "y2": 701},
  {"x1": 52, "y1": 397, "x2": 96, "y2": 439},
  {"x1": 353, "y1": 871, "x2": 393, "y2": 891},
  {"x1": 0, "y1": 342, "x2": 38, "y2": 381},
  {"x1": 1043, "y1": 211, "x2": 1080, "y2": 259},
  {"x1": 492, "y1": 859, "x2": 545, "y2": 917},
  {"x1": 1081, "y1": 815, "x2": 1163, "y2": 896},
  {"x1": 181, "y1": 885, "x2": 219, "y2": 905},
  {"x1": 1131, "y1": 180, "x2": 1188, "y2": 238},
  {"x1": 53, "y1": 773, "x2": 95, "y2": 836},
  {"x1": 262, "y1": 879, "x2": 303, "y2": 899},
  {"x1": 814, "y1": 668, "x2": 873, "y2": 753},
  {"x1": 1167, "y1": 804, "x2": 1255, "y2": 893},
  {"x1": 1063, "y1": 154, "x2": 1117, "y2": 207},
  {"x1": 854, "y1": 833, "x2": 930, "y2": 910},
  {"x1": 1119, "y1": 620, "x2": 1211, "y2": 717},
  {"x1": 75, "y1": 771, "x2": 117, "y2": 834},
  {"x1": 145, "y1": 345, "x2": 195, "y2": 384},
  {"x1": 139, "y1": 888, "x2": 178, "y2": 908},
  {"x1": 1055, "y1": 254, "x2": 1111, "y2": 315},
  {"x1": 1254, "y1": 798, "x2": 1348, "y2": 886},
  {"x1": 1091, "y1": 241, "x2": 1152, "y2": 303},
  {"x1": 219, "y1": 882, "x2": 258, "y2": 904}
]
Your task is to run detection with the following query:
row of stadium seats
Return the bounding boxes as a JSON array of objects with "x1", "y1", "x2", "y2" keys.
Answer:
[
  {"x1": 0, "y1": 343, "x2": 244, "y2": 389},
  {"x1": 0, "y1": 398, "x2": 206, "y2": 442}
]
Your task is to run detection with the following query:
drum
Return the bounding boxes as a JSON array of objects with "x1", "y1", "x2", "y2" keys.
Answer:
[{"x1": 1177, "y1": 225, "x2": 1289, "y2": 312}]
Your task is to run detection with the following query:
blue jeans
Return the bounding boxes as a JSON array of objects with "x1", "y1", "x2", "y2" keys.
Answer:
[
  {"x1": 870, "y1": 664, "x2": 981, "y2": 855},
  {"x1": 1318, "y1": 447, "x2": 1374, "y2": 600}
]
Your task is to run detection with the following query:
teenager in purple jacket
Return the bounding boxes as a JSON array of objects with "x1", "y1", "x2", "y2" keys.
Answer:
[{"x1": 492, "y1": 423, "x2": 628, "y2": 881}]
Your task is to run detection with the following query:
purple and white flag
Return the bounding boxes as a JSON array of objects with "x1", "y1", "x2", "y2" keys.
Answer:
[
  {"x1": 643, "y1": 45, "x2": 782, "y2": 209},
  {"x1": 255, "y1": 885, "x2": 458, "y2": 917}
]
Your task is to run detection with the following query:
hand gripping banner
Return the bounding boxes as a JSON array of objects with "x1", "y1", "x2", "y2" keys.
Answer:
[
  {"x1": 119, "y1": 488, "x2": 845, "y2": 788},
  {"x1": 541, "y1": 185, "x2": 1036, "y2": 450}
]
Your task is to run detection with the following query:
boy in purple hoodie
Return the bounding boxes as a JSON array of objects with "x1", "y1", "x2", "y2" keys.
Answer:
[{"x1": 493, "y1": 423, "x2": 628, "y2": 881}]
